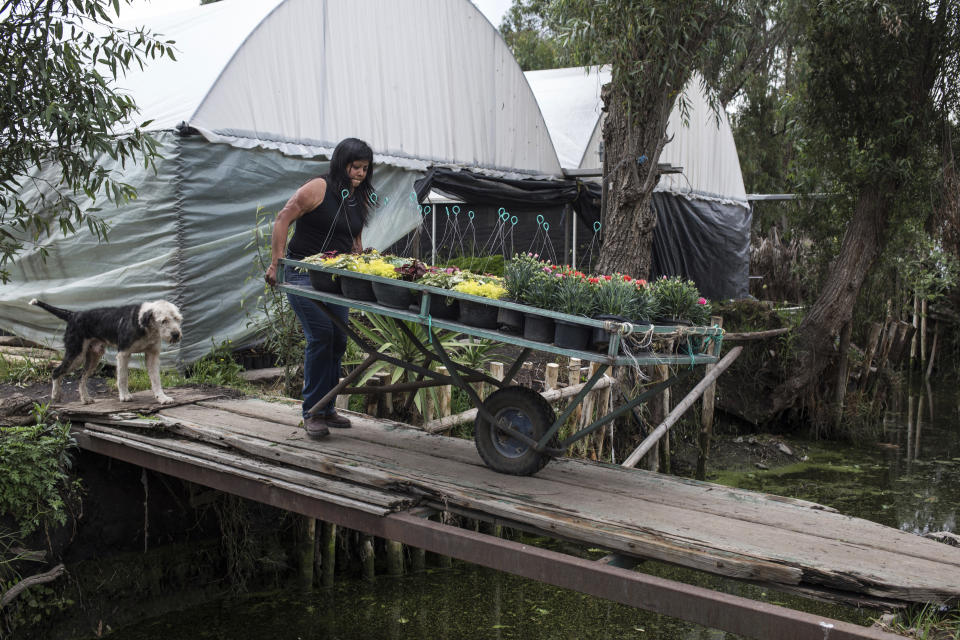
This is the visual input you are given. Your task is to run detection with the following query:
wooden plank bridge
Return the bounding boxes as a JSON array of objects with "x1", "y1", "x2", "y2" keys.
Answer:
[{"x1": 59, "y1": 388, "x2": 960, "y2": 640}]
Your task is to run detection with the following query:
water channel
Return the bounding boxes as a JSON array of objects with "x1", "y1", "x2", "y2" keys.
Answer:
[{"x1": 90, "y1": 379, "x2": 960, "y2": 640}]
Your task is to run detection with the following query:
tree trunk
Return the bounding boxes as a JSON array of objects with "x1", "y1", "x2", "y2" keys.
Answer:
[
  {"x1": 763, "y1": 185, "x2": 891, "y2": 418},
  {"x1": 595, "y1": 84, "x2": 674, "y2": 278}
]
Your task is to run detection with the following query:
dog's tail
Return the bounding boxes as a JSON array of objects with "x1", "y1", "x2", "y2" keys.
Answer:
[{"x1": 29, "y1": 298, "x2": 75, "y2": 322}]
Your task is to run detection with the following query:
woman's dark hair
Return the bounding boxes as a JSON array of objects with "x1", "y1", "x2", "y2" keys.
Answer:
[{"x1": 325, "y1": 137, "x2": 378, "y2": 224}]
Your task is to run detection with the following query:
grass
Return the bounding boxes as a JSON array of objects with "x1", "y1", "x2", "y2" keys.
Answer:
[{"x1": 873, "y1": 604, "x2": 960, "y2": 639}]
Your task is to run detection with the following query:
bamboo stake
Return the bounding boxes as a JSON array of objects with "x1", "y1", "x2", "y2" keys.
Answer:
[
  {"x1": 696, "y1": 316, "x2": 723, "y2": 480},
  {"x1": 656, "y1": 361, "x2": 671, "y2": 473},
  {"x1": 920, "y1": 298, "x2": 928, "y2": 368},
  {"x1": 925, "y1": 323, "x2": 938, "y2": 380},
  {"x1": 622, "y1": 347, "x2": 744, "y2": 468}
]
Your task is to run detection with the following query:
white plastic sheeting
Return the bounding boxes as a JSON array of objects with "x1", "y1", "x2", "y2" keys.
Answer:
[
  {"x1": 524, "y1": 66, "x2": 748, "y2": 207},
  {"x1": 117, "y1": 0, "x2": 560, "y2": 176}
]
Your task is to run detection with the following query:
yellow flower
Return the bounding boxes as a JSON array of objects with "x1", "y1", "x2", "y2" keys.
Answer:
[
  {"x1": 452, "y1": 279, "x2": 506, "y2": 300},
  {"x1": 354, "y1": 258, "x2": 400, "y2": 279}
]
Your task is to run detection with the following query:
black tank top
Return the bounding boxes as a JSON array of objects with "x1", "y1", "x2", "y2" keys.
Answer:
[{"x1": 287, "y1": 179, "x2": 366, "y2": 259}]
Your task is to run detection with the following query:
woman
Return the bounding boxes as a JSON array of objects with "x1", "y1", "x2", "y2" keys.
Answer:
[{"x1": 265, "y1": 138, "x2": 378, "y2": 438}]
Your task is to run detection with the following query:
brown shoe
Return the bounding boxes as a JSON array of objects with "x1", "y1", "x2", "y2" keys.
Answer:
[
  {"x1": 323, "y1": 411, "x2": 352, "y2": 429},
  {"x1": 303, "y1": 416, "x2": 330, "y2": 439}
]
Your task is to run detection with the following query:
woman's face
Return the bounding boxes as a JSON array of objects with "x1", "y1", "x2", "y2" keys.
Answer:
[{"x1": 347, "y1": 160, "x2": 369, "y2": 189}]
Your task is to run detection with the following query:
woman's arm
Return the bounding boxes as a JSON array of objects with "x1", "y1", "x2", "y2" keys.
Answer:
[
  {"x1": 351, "y1": 232, "x2": 363, "y2": 253},
  {"x1": 265, "y1": 178, "x2": 326, "y2": 286}
]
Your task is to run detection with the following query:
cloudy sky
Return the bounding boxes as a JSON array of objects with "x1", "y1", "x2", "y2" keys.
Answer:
[{"x1": 119, "y1": 0, "x2": 513, "y2": 29}]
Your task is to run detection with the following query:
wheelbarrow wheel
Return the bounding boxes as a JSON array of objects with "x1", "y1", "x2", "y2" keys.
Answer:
[{"x1": 474, "y1": 386, "x2": 557, "y2": 476}]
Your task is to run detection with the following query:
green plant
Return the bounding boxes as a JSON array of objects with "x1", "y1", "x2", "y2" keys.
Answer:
[
  {"x1": 503, "y1": 253, "x2": 545, "y2": 301},
  {"x1": 632, "y1": 279, "x2": 659, "y2": 323},
  {"x1": 118, "y1": 363, "x2": 187, "y2": 395},
  {"x1": 451, "y1": 275, "x2": 507, "y2": 300},
  {"x1": 552, "y1": 270, "x2": 595, "y2": 317},
  {"x1": 188, "y1": 340, "x2": 247, "y2": 389},
  {"x1": 0, "y1": 354, "x2": 55, "y2": 386},
  {"x1": 651, "y1": 276, "x2": 710, "y2": 324},
  {"x1": 521, "y1": 266, "x2": 560, "y2": 310},
  {"x1": 444, "y1": 255, "x2": 505, "y2": 277},
  {"x1": 873, "y1": 604, "x2": 960, "y2": 640},
  {"x1": 0, "y1": 405, "x2": 78, "y2": 537},
  {"x1": 591, "y1": 274, "x2": 638, "y2": 317}
]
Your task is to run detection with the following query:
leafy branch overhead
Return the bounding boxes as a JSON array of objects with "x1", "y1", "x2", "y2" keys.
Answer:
[{"x1": 0, "y1": 0, "x2": 177, "y2": 283}]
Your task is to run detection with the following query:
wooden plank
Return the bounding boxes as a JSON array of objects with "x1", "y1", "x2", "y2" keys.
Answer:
[
  {"x1": 73, "y1": 428, "x2": 391, "y2": 516},
  {"x1": 80, "y1": 422, "x2": 408, "y2": 510},
  {"x1": 55, "y1": 388, "x2": 227, "y2": 419},
  {"x1": 161, "y1": 403, "x2": 960, "y2": 602}
]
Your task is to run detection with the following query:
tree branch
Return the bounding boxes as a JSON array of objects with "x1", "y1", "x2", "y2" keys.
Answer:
[{"x1": 0, "y1": 564, "x2": 66, "y2": 609}]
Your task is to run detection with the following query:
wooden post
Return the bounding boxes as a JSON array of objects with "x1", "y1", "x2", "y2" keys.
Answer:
[
  {"x1": 436, "y1": 366, "x2": 451, "y2": 419},
  {"x1": 377, "y1": 371, "x2": 393, "y2": 417},
  {"x1": 490, "y1": 361, "x2": 505, "y2": 382},
  {"x1": 430, "y1": 512, "x2": 452, "y2": 569},
  {"x1": 832, "y1": 321, "x2": 852, "y2": 432},
  {"x1": 335, "y1": 377, "x2": 349, "y2": 410},
  {"x1": 365, "y1": 375, "x2": 381, "y2": 416},
  {"x1": 915, "y1": 392, "x2": 924, "y2": 461},
  {"x1": 595, "y1": 368, "x2": 612, "y2": 461},
  {"x1": 576, "y1": 362, "x2": 601, "y2": 457},
  {"x1": 297, "y1": 515, "x2": 316, "y2": 590},
  {"x1": 696, "y1": 316, "x2": 723, "y2": 480},
  {"x1": 411, "y1": 545, "x2": 426, "y2": 573},
  {"x1": 925, "y1": 323, "x2": 938, "y2": 380},
  {"x1": 655, "y1": 357, "x2": 671, "y2": 473},
  {"x1": 320, "y1": 520, "x2": 336, "y2": 588},
  {"x1": 920, "y1": 298, "x2": 928, "y2": 369},
  {"x1": 386, "y1": 539, "x2": 404, "y2": 576},
  {"x1": 544, "y1": 363, "x2": 560, "y2": 391},
  {"x1": 906, "y1": 393, "x2": 915, "y2": 462},
  {"x1": 361, "y1": 534, "x2": 375, "y2": 582}
]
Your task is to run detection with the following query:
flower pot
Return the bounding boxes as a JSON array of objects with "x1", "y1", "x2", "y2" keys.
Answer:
[
  {"x1": 339, "y1": 275, "x2": 376, "y2": 301},
  {"x1": 497, "y1": 301, "x2": 524, "y2": 334},
  {"x1": 591, "y1": 314, "x2": 631, "y2": 351},
  {"x1": 554, "y1": 320, "x2": 591, "y2": 350},
  {"x1": 522, "y1": 313, "x2": 554, "y2": 343},
  {"x1": 414, "y1": 293, "x2": 459, "y2": 320},
  {"x1": 458, "y1": 299, "x2": 499, "y2": 329},
  {"x1": 371, "y1": 281, "x2": 412, "y2": 309},
  {"x1": 308, "y1": 269, "x2": 340, "y2": 294},
  {"x1": 655, "y1": 316, "x2": 692, "y2": 327}
]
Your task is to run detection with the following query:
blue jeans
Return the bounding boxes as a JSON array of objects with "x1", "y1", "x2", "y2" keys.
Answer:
[{"x1": 285, "y1": 265, "x2": 349, "y2": 418}]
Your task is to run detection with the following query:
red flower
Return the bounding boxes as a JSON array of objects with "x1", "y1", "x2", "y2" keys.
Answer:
[
  {"x1": 623, "y1": 275, "x2": 632, "y2": 282},
  {"x1": 603, "y1": 275, "x2": 612, "y2": 281},
  {"x1": 588, "y1": 277, "x2": 599, "y2": 284},
  {"x1": 698, "y1": 297, "x2": 707, "y2": 305}
]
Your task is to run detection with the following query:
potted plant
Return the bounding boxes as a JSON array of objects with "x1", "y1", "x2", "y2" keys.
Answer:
[
  {"x1": 520, "y1": 264, "x2": 561, "y2": 342},
  {"x1": 300, "y1": 250, "x2": 352, "y2": 293},
  {"x1": 590, "y1": 274, "x2": 638, "y2": 350},
  {"x1": 651, "y1": 276, "x2": 704, "y2": 325},
  {"x1": 500, "y1": 252, "x2": 542, "y2": 333},
  {"x1": 417, "y1": 266, "x2": 469, "y2": 319},
  {"x1": 551, "y1": 269, "x2": 596, "y2": 349},
  {"x1": 365, "y1": 255, "x2": 425, "y2": 309},
  {"x1": 452, "y1": 274, "x2": 507, "y2": 329}
]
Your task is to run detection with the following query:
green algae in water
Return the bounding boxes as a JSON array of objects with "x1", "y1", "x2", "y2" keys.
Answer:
[{"x1": 97, "y1": 566, "x2": 745, "y2": 640}]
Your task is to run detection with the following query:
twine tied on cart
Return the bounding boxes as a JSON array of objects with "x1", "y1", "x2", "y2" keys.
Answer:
[{"x1": 618, "y1": 322, "x2": 655, "y2": 381}]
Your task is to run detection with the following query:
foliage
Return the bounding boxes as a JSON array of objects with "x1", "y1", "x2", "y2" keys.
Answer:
[
  {"x1": 874, "y1": 603, "x2": 960, "y2": 640},
  {"x1": 552, "y1": 270, "x2": 595, "y2": 316},
  {"x1": 632, "y1": 280, "x2": 659, "y2": 324},
  {"x1": 443, "y1": 255, "x2": 505, "y2": 277},
  {"x1": 0, "y1": 354, "x2": 55, "y2": 386},
  {"x1": 0, "y1": 405, "x2": 77, "y2": 537},
  {"x1": 503, "y1": 252, "x2": 545, "y2": 301},
  {"x1": 521, "y1": 267, "x2": 560, "y2": 310},
  {"x1": 451, "y1": 277, "x2": 507, "y2": 300},
  {"x1": 0, "y1": 0, "x2": 177, "y2": 283},
  {"x1": 418, "y1": 266, "x2": 470, "y2": 290},
  {"x1": 117, "y1": 361, "x2": 187, "y2": 394},
  {"x1": 591, "y1": 274, "x2": 638, "y2": 317},
  {"x1": 354, "y1": 257, "x2": 401, "y2": 279},
  {"x1": 189, "y1": 340, "x2": 247, "y2": 389},
  {"x1": 651, "y1": 276, "x2": 711, "y2": 324},
  {"x1": 498, "y1": 0, "x2": 573, "y2": 71}
]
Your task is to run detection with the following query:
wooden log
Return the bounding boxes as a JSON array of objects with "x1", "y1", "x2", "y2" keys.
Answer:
[
  {"x1": 925, "y1": 323, "x2": 938, "y2": 380},
  {"x1": 335, "y1": 377, "x2": 350, "y2": 410},
  {"x1": 365, "y1": 375, "x2": 381, "y2": 417},
  {"x1": 544, "y1": 363, "x2": 560, "y2": 391},
  {"x1": 888, "y1": 321, "x2": 915, "y2": 368},
  {"x1": 386, "y1": 539, "x2": 404, "y2": 576},
  {"x1": 320, "y1": 521, "x2": 337, "y2": 588},
  {"x1": 857, "y1": 322, "x2": 883, "y2": 390},
  {"x1": 422, "y1": 375, "x2": 616, "y2": 433},
  {"x1": 623, "y1": 347, "x2": 744, "y2": 468},
  {"x1": 297, "y1": 515, "x2": 316, "y2": 590},
  {"x1": 377, "y1": 372, "x2": 393, "y2": 416},
  {"x1": 361, "y1": 534, "x2": 375, "y2": 581},
  {"x1": 489, "y1": 361, "x2": 505, "y2": 382},
  {"x1": 0, "y1": 564, "x2": 65, "y2": 608},
  {"x1": 656, "y1": 361, "x2": 671, "y2": 473},
  {"x1": 696, "y1": 316, "x2": 723, "y2": 480}
]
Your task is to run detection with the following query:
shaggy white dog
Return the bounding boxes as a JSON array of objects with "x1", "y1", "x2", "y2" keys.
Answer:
[{"x1": 29, "y1": 299, "x2": 183, "y2": 405}]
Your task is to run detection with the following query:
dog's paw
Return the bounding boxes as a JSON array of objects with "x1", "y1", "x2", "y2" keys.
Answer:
[
  {"x1": 81, "y1": 397, "x2": 95, "y2": 405},
  {"x1": 119, "y1": 393, "x2": 134, "y2": 402},
  {"x1": 156, "y1": 394, "x2": 175, "y2": 405}
]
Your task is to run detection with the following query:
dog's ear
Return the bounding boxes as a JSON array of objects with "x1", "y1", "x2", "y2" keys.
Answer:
[{"x1": 139, "y1": 308, "x2": 154, "y2": 329}]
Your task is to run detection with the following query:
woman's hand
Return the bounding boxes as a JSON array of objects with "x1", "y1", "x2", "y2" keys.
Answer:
[{"x1": 265, "y1": 263, "x2": 278, "y2": 286}]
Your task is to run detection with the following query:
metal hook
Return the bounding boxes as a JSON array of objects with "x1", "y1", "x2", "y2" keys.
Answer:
[{"x1": 593, "y1": 221, "x2": 602, "y2": 233}]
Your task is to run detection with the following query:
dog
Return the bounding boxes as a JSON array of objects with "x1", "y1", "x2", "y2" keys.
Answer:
[{"x1": 29, "y1": 298, "x2": 183, "y2": 405}]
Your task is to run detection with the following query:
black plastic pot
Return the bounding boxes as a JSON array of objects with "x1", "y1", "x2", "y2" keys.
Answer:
[
  {"x1": 458, "y1": 299, "x2": 499, "y2": 329},
  {"x1": 339, "y1": 275, "x2": 376, "y2": 301},
  {"x1": 371, "y1": 281, "x2": 412, "y2": 309},
  {"x1": 497, "y1": 301, "x2": 524, "y2": 334},
  {"x1": 591, "y1": 313, "x2": 630, "y2": 351},
  {"x1": 522, "y1": 313, "x2": 554, "y2": 343},
  {"x1": 413, "y1": 293, "x2": 459, "y2": 320},
  {"x1": 554, "y1": 320, "x2": 591, "y2": 350},
  {"x1": 308, "y1": 270, "x2": 340, "y2": 294}
]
